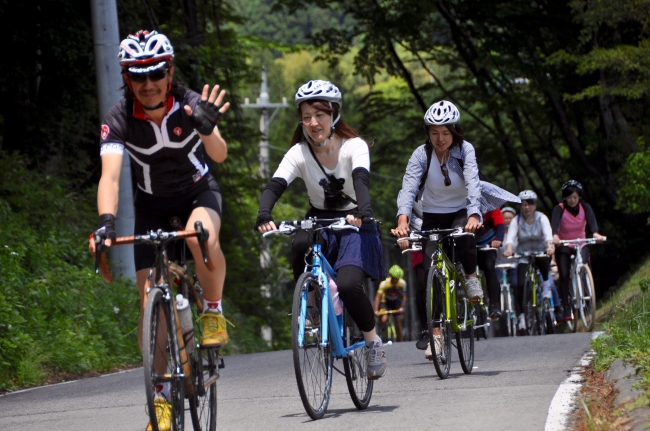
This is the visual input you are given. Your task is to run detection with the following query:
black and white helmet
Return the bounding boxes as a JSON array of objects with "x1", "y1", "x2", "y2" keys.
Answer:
[
  {"x1": 424, "y1": 100, "x2": 460, "y2": 125},
  {"x1": 295, "y1": 80, "x2": 342, "y2": 108},
  {"x1": 561, "y1": 179, "x2": 582, "y2": 192},
  {"x1": 118, "y1": 30, "x2": 174, "y2": 67},
  {"x1": 518, "y1": 190, "x2": 537, "y2": 201}
]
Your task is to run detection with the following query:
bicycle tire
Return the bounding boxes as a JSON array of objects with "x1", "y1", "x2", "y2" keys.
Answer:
[
  {"x1": 292, "y1": 272, "x2": 332, "y2": 420},
  {"x1": 188, "y1": 332, "x2": 217, "y2": 431},
  {"x1": 523, "y1": 277, "x2": 536, "y2": 336},
  {"x1": 474, "y1": 301, "x2": 489, "y2": 341},
  {"x1": 143, "y1": 288, "x2": 185, "y2": 431},
  {"x1": 343, "y1": 316, "x2": 373, "y2": 410},
  {"x1": 426, "y1": 266, "x2": 451, "y2": 379},
  {"x1": 542, "y1": 297, "x2": 556, "y2": 335},
  {"x1": 456, "y1": 298, "x2": 475, "y2": 374},
  {"x1": 579, "y1": 265, "x2": 597, "y2": 331},
  {"x1": 568, "y1": 274, "x2": 578, "y2": 333}
]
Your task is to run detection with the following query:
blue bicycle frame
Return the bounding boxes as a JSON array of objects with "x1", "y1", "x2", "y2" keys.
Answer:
[{"x1": 296, "y1": 242, "x2": 366, "y2": 357}]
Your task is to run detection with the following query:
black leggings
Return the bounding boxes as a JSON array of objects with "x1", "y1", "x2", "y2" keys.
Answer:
[
  {"x1": 421, "y1": 210, "x2": 477, "y2": 274},
  {"x1": 477, "y1": 249, "x2": 499, "y2": 307},
  {"x1": 556, "y1": 245, "x2": 590, "y2": 308},
  {"x1": 291, "y1": 230, "x2": 375, "y2": 333},
  {"x1": 515, "y1": 257, "x2": 550, "y2": 314}
]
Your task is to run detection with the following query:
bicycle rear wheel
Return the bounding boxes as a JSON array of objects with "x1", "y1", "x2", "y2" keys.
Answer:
[
  {"x1": 426, "y1": 266, "x2": 451, "y2": 379},
  {"x1": 536, "y1": 289, "x2": 546, "y2": 336},
  {"x1": 542, "y1": 297, "x2": 556, "y2": 335},
  {"x1": 343, "y1": 315, "x2": 373, "y2": 410},
  {"x1": 188, "y1": 347, "x2": 217, "y2": 431},
  {"x1": 474, "y1": 301, "x2": 489, "y2": 341},
  {"x1": 143, "y1": 288, "x2": 185, "y2": 431},
  {"x1": 579, "y1": 265, "x2": 597, "y2": 331},
  {"x1": 456, "y1": 298, "x2": 475, "y2": 374},
  {"x1": 292, "y1": 273, "x2": 332, "y2": 420}
]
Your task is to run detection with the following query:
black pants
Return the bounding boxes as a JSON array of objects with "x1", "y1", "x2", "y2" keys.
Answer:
[
  {"x1": 555, "y1": 245, "x2": 590, "y2": 309},
  {"x1": 515, "y1": 257, "x2": 550, "y2": 314},
  {"x1": 477, "y1": 249, "x2": 499, "y2": 308},
  {"x1": 291, "y1": 230, "x2": 375, "y2": 333}
]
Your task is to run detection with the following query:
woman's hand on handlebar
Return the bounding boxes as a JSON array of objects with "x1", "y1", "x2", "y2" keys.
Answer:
[
  {"x1": 257, "y1": 221, "x2": 277, "y2": 233},
  {"x1": 346, "y1": 214, "x2": 362, "y2": 227},
  {"x1": 465, "y1": 214, "x2": 481, "y2": 233},
  {"x1": 391, "y1": 214, "x2": 410, "y2": 238},
  {"x1": 503, "y1": 244, "x2": 513, "y2": 257}
]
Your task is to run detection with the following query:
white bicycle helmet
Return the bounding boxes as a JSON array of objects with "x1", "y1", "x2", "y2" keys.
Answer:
[
  {"x1": 501, "y1": 206, "x2": 517, "y2": 215},
  {"x1": 424, "y1": 100, "x2": 460, "y2": 125},
  {"x1": 561, "y1": 179, "x2": 582, "y2": 191},
  {"x1": 294, "y1": 80, "x2": 342, "y2": 108},
  {"x1": 118, "y1": 30, "x2": 174, "y2": 70},
  {"x1": 295, "y1": 80, "x2": 343, "y2": 146},
  {"x1": 518, "y1": 190, "x2": 537, "y2": 201}
]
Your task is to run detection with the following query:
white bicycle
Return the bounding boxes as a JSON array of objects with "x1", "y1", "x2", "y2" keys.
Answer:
[{"x1": 557, "y1": 237, "x2": 606, "y2": 332}]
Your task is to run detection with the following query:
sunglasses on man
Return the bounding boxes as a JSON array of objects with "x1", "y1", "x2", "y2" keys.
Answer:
[{"x1": 127, "y1": 69, "x2": 168, "y2": 83}]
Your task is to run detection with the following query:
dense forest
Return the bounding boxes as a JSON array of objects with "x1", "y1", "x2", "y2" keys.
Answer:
[{"x1": 1, "y1": 0, "x2": 649, "y2": 389}]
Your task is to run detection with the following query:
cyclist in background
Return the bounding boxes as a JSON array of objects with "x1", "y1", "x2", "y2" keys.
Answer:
[
  {"x1": 504, "y1": 191, "x2": 554, "y2": 333},
  {"x1": 255, "y1": 80, "x2": 387, "y2": 379},
  {"x1": 475, "y1": 209, "x2": 505, "y2": 319},
  {"x1": 90, "y1": 30, "x2": 229, "y2": 431},
  {"x1": 551, "y1": 180, "x2": 605, "y2": 321},
  {"x1": 495, "y1": 207, "x2": 518, "y2": 290},
  {"x1": 374, "y1": 265, "x2": 408, "y2": 342}
]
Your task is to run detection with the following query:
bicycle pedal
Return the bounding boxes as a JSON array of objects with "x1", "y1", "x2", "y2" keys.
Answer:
[{"x1": 218, "y1": 356, "x2": 225, "y2": 369}]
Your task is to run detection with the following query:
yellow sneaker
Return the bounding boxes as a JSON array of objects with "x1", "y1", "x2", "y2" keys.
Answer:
[
  {"x1": 201, "y1": 312, "x2": 229, "y2": 347},
  {"x1": 146, "y1": 398, "x2": 172, "y2": 431}
]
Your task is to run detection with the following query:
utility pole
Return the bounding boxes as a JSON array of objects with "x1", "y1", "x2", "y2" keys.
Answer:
[
  {"x1": 91, "y1": 0, "x2": 136, "y2": 281},
  {"x1": 243, "y1": 67, "x2": 289, "y2": 345}
]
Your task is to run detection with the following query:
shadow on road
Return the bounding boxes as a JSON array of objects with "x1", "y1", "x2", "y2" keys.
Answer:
[{"x1": 281, "y1": 404, "x2": 399, "y2": 421}]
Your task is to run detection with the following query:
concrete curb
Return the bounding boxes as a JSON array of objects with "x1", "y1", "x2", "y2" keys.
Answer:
[
  {"x1": 606, "y1": 359, "x2": 650, "y2": 431},
  {"x1": 545, "y1": 331, "x2": 603, "y2": 431}
]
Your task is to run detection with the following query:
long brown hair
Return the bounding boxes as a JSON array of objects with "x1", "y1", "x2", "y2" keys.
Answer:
[{"x1": 290, "y1": 100, "x2": 363, "y2": 146}]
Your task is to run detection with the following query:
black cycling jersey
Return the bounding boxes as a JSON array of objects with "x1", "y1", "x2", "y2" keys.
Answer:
[{"x1": 100, "y1": 89, "x2": 212, "y2": 197}]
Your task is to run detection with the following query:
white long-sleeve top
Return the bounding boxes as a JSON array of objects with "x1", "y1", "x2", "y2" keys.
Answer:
[{"x1": 505, "y1": 211, "x2": 552, "y2": 253}]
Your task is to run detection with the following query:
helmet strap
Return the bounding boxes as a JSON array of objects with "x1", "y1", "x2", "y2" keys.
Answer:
[
  {"x1": 328, "y1": 102, "x2": 340, "y2": 140},
  {"x1": 302, "y1": 124, "x2": 327, "y2": 147}
]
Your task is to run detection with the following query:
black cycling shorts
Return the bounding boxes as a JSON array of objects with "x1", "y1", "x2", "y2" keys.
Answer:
[{"x1": 133, "y1": 175, "x2": 222, "y2": 271}]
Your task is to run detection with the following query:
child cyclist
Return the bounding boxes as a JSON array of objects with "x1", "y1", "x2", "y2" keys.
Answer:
[{"x1": 374, "y1": 265, "x2": 408, "y2": 342}]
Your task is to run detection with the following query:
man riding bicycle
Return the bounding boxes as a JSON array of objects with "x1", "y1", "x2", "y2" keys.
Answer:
[
  {"x1": 90, "y1": 30, "x2": 230, "y2": 431},
  {"x1": 374, "y1": 265, "x2": 408, "y2": 342}
]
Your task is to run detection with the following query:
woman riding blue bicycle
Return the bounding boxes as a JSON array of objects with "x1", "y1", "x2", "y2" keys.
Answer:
[{"x1": 255, "y1": 80, "x2": 387, "y2": 379}]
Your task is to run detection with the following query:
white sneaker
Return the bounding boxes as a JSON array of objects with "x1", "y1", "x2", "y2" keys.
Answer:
[
  {"x1": 518, "y1": 313, "x2": 526, "y2": 331},
  {"x1": 366, "y1": 340, "x2": 387, "y2": 379},
  {"x1": 424, "y1": 335, "x2": 442, "y2": 360},
  {"x1": 465, "y1": 277, "x2": 484, "y2": 299}
]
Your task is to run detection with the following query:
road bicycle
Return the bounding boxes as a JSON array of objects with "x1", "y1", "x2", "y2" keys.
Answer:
[
  {"x1": 495, "y1": 263, "x2": 517, "y2": 337},
  {"x1": 376, "y1": 308, "x2": 401, "y2": 343},
  {"x1": 558, "y1": 238, "x2": 605, "y2": 332},
  {"x1": 263, "y1": 217, "x2": 375, "y2": 420},
  {"x1": 509, "y1": 252, "x2": 548, "y2": 336},
  {"x1": 398, "y1": 228, "x2": 483, "y2": 379},
  {"x1": 474, "y1": 245, "x2": 497, "y2": 340},
  {"x1": 94, "y1": 221, "x2": 221, "y2": 431}
]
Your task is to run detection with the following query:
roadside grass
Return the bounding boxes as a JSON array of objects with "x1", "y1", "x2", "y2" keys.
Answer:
[{"x1": 575, "y1": 254, "x2": 650, "y2": 430}]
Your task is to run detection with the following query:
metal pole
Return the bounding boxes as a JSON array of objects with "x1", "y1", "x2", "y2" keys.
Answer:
[{"x1": 91, "y1": 0, "x2": 136, "y2": 281}]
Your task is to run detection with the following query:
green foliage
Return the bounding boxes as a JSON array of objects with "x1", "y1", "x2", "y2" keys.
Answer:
[
  {"x1": 0, "y1": 153, "x2": 140, "y2": 390},
  {"x1": 617, "y1": 138, "x2": 650, "y2": 216},
  {"x1": 591, "y1": 278, "x2": 650, "y2": 393}
]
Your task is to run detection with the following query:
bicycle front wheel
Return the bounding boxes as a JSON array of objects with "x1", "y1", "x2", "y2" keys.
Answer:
[
  {"x1": 523, "y1": 277, "x2": 537, "y2": 336},
  {"x1": 143, "y1": 288, "x2": 185, "y2": 431},
  {"x1": 426, "y1": 266, "x2": 451, "y2": 379},
  {"x1": 292, "y1": 273, "x2": 332, "y2": 420},
  {"x1": 542, "y1": 297, "x2": 556, "y2": 335},
  {"x1": 343, "y1": 315, "x2": 373, "y2": 410},
  {"x1": 456, "y1": 298, "x2": 475, "y2": 374},
  {"x1": 579, "y1": 265, "x2": 597, "y2": 331}
]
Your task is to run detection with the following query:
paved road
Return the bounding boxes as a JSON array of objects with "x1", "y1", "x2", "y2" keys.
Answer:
[{"x1": 0, "y1": 333, "x2": 593, "y2": 431}]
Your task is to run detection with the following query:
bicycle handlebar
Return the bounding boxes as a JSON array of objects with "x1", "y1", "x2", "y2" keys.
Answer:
[
  {"x1": 558, "y1": 237, "x2": 606, "y2": 247},
  {"x1": 93, "y1": 221, "x2": 212, "y2": 283},
  {"x1": 395, "y1": 227, "x2": 467, "y2": 253},
  {"x1": 495, "y1": 263, "x2": 517, "y2": 270},
  {"x1": 261, "y1": 216, "x2": 376, "y2": 238},
  {"x1": 376, "y1": 309, "x2": 402, "y2": 315},
  {"x1": 508, "y1": 251, "x2": 548, "y2": 259}
]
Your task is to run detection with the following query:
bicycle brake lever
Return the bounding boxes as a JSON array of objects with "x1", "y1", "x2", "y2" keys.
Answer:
[
  {"x1": 194, "y1": 221, "x2": 210, "y2": 265},
  {"x1": 93, "y1": 232, "x2": 103, "y2": 275}
]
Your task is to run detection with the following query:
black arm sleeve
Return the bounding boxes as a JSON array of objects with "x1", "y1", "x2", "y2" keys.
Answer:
[
  {"x1": 582, "y1": 203, "x2": 600, "y2": 234},
  {"x1": 255, "y1": 177, "x2": 288, "y2": 229},
  {"x1": 351, "y1": 167, "x2": 373, "y2": 218},
  {"x1": 551, "y1": 205, "x2": 563, "y2": 235}
]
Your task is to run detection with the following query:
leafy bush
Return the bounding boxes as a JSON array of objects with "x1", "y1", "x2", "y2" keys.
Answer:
[{"x1": 0, "y1": 153, "x2": 140, "y2": 390}]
